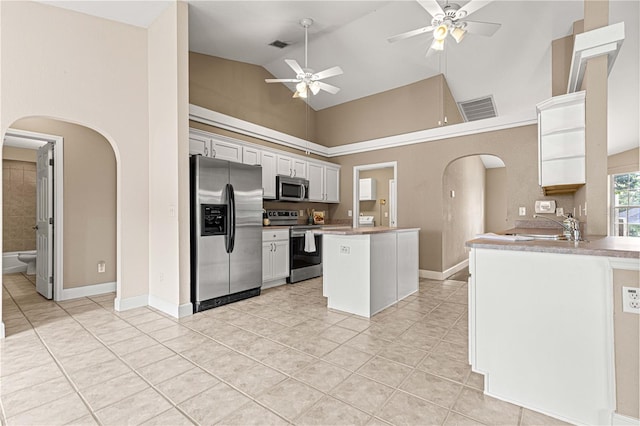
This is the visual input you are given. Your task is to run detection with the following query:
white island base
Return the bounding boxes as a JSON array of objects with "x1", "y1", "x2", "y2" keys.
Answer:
[{"x1": 321, "y1": 228, "x2": 419, "y2": 318}]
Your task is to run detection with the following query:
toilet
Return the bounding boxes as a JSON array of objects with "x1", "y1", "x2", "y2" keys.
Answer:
[{"x1": 17, "y1": 252, "x2": 37, "y2": 275}]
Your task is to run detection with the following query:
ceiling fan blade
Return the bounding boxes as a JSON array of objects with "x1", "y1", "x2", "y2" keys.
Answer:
[
  {"x1": 265, "y1": 78, "x2": 300, "y2": 83},
  {"x1": 312, "y1": 66, "x2": 343, "y2": 81},
  {"x1": 416, "y1": 0, "x2": 445, "y2": 18},
  {"x1": 463, "y1": 20, "x2": 501, "y2": 37},
  {"x1": 387, "y1": 25, "x2": 434, "y2": 43},
  {"x1": 317, "y1": 82, "x2": 340, "y2": 95},
  {"x1": 454, "y1": 0, "x2": 493, "y2": 19},
  {"x1": 284, "y1": 59, "x2": 305, "y2": 76}
]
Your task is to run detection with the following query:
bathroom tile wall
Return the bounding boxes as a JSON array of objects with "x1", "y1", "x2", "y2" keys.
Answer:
[{"x1": 2, "y1": 160, "x2": 37, "y2": 252}]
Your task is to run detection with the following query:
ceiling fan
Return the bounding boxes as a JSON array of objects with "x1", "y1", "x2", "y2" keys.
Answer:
[
  {"x1": 265, "y1": 18, "x2": 343, "y2": 99},
  {"x1": 388, "y1": 0, "x2": 501, "y2": 54}
]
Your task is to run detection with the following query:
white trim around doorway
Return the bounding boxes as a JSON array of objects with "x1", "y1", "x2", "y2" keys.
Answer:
[{"x1": 3, "y1": 128, "x2": 64, "y2": 302}]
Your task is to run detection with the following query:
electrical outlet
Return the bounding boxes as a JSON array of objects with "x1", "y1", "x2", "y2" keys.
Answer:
[
  {"x1": 299, "y1": 210, "x2": 305, "y2": 216},
  {"x1": 519, "y1": 207, "x2": 526, "y2": 216},
  {"x1": 348, "y1": 210, "x2": 352, "y2": 217},
  {"x1": 622, "y1": 287, "x2": 640, "y2": 314},
  {"x1": 339, "y1": 245, "x2": 350, "y2": 255},
  {"x1": 97, "y1": 261, "x2": 106, "y2": 273},
  {"x1": 556, "y1": 207, "x2": 564, "y2": 216}
]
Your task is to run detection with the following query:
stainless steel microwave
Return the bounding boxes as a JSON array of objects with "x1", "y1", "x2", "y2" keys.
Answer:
[{"x1": 276, "y1": 175, "x2": 309, "y2": 202}]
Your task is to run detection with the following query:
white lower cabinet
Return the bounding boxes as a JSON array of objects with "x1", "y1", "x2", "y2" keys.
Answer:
[{"x1": 262, "y1": 229, "x2": 289, "y2": 286}]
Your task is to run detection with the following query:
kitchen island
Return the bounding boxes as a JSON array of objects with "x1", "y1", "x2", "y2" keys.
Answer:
[
  {"x1": 466, "y1": 234, "x2": 640, "y2": 425},
  {"x1": 318, "y1": 227, "x2": 420, "y2": 318}
]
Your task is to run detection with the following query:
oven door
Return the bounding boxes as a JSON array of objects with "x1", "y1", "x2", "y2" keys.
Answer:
[{"x1": 288, "y1": 230, "x2": 322, "y2": 283}]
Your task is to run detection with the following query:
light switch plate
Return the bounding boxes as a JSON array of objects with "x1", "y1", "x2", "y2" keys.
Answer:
[{"x1": 519, "y1": 207, "x2": 526, "y2": 216}]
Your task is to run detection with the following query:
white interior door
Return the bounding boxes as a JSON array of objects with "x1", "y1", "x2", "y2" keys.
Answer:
[
  {"x1": 36, "y1": 143, "x2": 54, "y2": 299},
  {"x1": 389, "y1": 179, "x2": 397, "y2": 227}
]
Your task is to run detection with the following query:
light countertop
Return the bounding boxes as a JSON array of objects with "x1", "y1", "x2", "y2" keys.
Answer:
[
  {"x1": 466, "y1": 233, "x2": 640, "y2": 259},
  {"x1": 317, "y1": 226, "x2": 420, "y2": 235}
]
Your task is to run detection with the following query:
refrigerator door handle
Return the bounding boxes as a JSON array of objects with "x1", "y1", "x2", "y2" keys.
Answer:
[{"x1": 228, "y1": 183, "x2": 236, "y2": 253}]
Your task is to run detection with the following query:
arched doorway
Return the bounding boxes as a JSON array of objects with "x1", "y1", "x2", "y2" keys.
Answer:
[
  {"x1": 1, "y1": 117, "x2": 118, "y2": 336},
  {"x1": 442, "y1": 154, "x2": 506, "y2": 279}
]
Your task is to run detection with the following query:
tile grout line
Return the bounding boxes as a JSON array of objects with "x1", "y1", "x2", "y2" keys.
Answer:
[{"x1": 1, "y1": 280, "x2": 103, "y2": 426}]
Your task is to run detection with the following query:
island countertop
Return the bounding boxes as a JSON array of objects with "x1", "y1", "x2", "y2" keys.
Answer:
[
  {"x1": 317, "y1": 226, "x2": 420, "y2": 235},
  {"x1": 466, "y1": 233, "x2": 640, "y2": 259}
]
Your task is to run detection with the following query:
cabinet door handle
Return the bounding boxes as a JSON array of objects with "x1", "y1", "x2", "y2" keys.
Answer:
[
  {"x1": 211, "y1": 147, "x2": 217, "y2": 158},
  {"x1": 204, "y1": 146, "x2": 208, "y2": 156},
  {"x1": 293, "y1": 169, "x2": 296, "y2": 177},
  {"x1": 273, "y1": 243, "x2": 277, "y2": 252}
]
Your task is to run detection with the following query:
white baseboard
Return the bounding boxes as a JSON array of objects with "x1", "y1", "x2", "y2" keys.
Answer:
[
  {"x1": 0, "y1": 321, "x2": 5, "y2": 339},
  {"x1": 59, "y1": 281, "x2": 116, "y2": 301},
  {"x1": 3, "y1": 265, "x2": 27, "y2": 274},
  {"x1": 114, "y1": 294, "x2": 149, "y2": 312},
  {"x1": 262, "y1": 279, "x2": 287, "y2": 290},
  {"x1": 178, "y1": 303, "x2": 193, "y2": 318},
  {"x1": 613, "y1": 413, "x2": 640, "y2": 426},
  {"x1": 420, "y1": 259, "x2": 469, "y2": 281},
  {"x1": 148, "y1": 295, "x2": 193, "y2": 319}
]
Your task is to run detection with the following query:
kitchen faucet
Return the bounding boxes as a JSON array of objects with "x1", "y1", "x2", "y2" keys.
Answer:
[{"x1": 533, "y1": 214, "x2": 581, "y2": 242}]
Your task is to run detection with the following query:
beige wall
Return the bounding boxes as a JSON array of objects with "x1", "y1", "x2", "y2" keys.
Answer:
[
  {"x1": 11, "y1": 118, "x2": 116, "y2": 289},
  {"x1": 359, "y1": 168, "x2": 394, "y2": 227},
  {"x1": 612, "y1": 269, "x2": 639, "y2": 419},
  {"x1": 485, "y1": 167, "x2": 508, "y2": 233},
  {"x1": 442, "y1": 156, "x2": 485, "y2": 270},
  {"x1": 2, "y1": 159, "x2": 36, "y2": 253},
  {"x1": 316, "y1": 74, "x2": 463, "y2": 147},
  {"x1": 1, "y1": 1, "x2": 151, "y2": 308},
  {"x1": 608, "y1": 147, "x2": 639, "y2": 175},
  {"x1": 189, "y1": 53, "x2": 316, "y2": 142},
  {"x1": 328, "y1": 125, "x2": 555, "y2": 272},
  {"x1": 3, "y1": 146, "x2": 36, "y2": 163}
]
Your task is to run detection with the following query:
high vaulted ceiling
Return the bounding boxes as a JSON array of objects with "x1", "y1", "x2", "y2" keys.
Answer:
[{"x1": 38, "y1": 1, "x2": 639, "y2": 155}]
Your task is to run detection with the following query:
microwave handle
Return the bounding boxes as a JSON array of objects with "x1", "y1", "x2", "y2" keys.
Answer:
[{"x1": 301, "y1": 184, "x2": 306, "y2": 200}]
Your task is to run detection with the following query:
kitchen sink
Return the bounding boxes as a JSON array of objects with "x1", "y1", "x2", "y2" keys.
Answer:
[{"x1": 506, "y1": 233, "x2": 567, "y2": 240}]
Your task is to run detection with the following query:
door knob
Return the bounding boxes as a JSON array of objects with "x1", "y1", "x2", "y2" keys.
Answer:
[{"x1": 32, "y1": 225, "x2": 38, "y2": 230}]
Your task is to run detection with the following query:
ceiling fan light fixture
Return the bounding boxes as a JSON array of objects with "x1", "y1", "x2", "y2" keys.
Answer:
[
  {"x1": 433, "y1": 24, "x2": 448, "y2": 41},
  {"x1": 431, "y1": 38, "x2": 445, "y2": 51},
  {"x1": 293, "y1": 82, "x2": 308, "y2": 98},
  {"x1": 450, "y1": 26, "x2": 466, "y2": 43},
  {"x1": 309, "y1": 81, "x2": 321, "y2": 95}
]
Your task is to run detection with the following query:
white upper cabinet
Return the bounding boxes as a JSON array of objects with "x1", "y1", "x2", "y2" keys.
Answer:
[
  {"x1": 242, "y1": 146, "x2": 260, "y2": 166},
  {"x1": 307, "y1": 163, "x2": 324, "y2": 202},
  {"x1": 537, "y1": 91, "x2": 586, "y2": 190},
  {"x1": 308, "y1": 163, "x2": 340, "y2": 203},
  {"x1": 189, "y1": 128, "x2": 338, "y2": 201},
  {"x1": 276, "y1": 154, "x2": 307, "y2": 178},
  {"x1": 189, "y1": 134, "x2": 211, "y2": 157},
  {"x1": 325, "y1": 165, "x2": 340, "y2": 203},
  {"x1": 211, "y1": 139, "x2": 242, "y2": 163},
  {"x1": 359, "y1": 178, "x2": 377, "y2": 201},
  {"x1": 189, "y1": 133, "x2": 241, "y2": 163},
  {"x1": 261, "y1": 151, "x2": 277, "y2": 199}
]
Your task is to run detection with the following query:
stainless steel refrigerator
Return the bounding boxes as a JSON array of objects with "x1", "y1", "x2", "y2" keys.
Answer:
[{"x1": 190, "y1": 156, "x2": 263, "y2": 313}]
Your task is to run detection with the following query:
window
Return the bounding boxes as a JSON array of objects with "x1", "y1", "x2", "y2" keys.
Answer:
[{"x1": 611, "y1": 172, "x2": 640, "y2": 237}]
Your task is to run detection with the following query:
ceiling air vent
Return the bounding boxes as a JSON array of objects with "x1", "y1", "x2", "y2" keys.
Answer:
[
  {"x1": 457, "y1": 96, "x2": 497, "y2": 122},
  {"x1": 269, "y1": 40, "x2": 289, "y2": 49}
]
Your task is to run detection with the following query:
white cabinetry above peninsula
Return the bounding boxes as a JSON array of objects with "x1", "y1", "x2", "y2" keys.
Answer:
[{"x1": 536, "y1": 91, "x2": 585, "y2": 195}]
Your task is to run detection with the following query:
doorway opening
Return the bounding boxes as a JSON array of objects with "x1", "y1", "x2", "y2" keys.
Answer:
[
  {"x1": 2, "y1": 118, "x2": 117, "y2": 307},
  {"x1": 3, "y1": 129, "x2": 63, "y2": 300},
  {"x1": 352, "y1": 162, "x2": 398, "y2": 228},
  {"x1": 442, "y1": 154, "x2": 506, "y2": 279}
]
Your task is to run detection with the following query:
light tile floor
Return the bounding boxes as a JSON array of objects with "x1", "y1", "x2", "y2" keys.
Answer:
[{"x1": 0, "y1": 273, "x2": 569, "y2": 426}]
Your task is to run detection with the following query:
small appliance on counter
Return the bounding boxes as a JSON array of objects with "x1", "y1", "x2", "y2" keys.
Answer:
[{"x1": 359, "y1": 216, "x2": 375, "y2": 227}]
